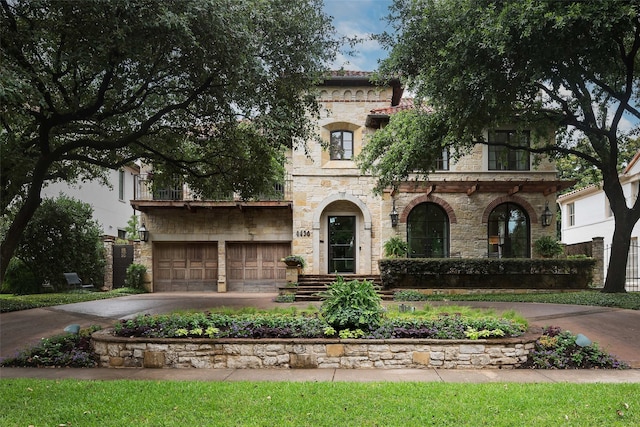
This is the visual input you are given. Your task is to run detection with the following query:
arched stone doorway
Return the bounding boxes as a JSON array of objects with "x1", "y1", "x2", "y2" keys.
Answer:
[{"x1": 312, "y1": 194, "x2": 372, "y2": 274}]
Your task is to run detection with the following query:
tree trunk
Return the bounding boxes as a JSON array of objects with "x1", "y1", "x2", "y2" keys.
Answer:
[
  {"x1": 0, "y1": 160, "x2": 48, "y2": 284},
  {"x1": 602, "y1": 214, "x2": 635, "y2": 293}
]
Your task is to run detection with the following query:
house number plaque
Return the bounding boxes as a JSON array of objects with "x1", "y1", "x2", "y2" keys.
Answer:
[{"x1": 296, "y1": 230, "x2": 311, "y2": 237}]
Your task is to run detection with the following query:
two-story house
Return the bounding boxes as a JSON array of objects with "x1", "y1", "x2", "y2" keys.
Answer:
[
  {"x1": 131, "y1": 71, "x2": 572, "y2": 292},
  {"x1": 42, "y1": 164, "x2": 139, "y2": 240}
]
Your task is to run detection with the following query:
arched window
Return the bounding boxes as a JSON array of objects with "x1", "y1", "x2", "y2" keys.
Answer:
[
  {"x1": 487, "y1": 203, "x2": 530, "y2": 258},
  {"x1": 330, "y1": 130, "x2": 353, "y2": 160},
  {"x1": 407, "y1": 203, "x2": 449, "y2": 258}
]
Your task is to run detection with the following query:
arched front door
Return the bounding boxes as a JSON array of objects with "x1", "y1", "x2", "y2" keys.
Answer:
[
  {"x1": 328, "y1": 215, "x2": 356, "y2": 273},
  {"x1": 407, "y1": 203, "x2": 450, "y2": 258},
  {"x1": 487, "y1": 203, "x2": 530, "y2": 258}
]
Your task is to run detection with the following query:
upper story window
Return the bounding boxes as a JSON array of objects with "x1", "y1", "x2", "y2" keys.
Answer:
[
  {"x1": 436, "y1": 148, "x2": 449, "y2": 171},
  {"x1": 118, "y1": 170, "x2": 125, "y2": 201},
  {"x1": 488, "y1": 130, "x2": 530, "y2": 171},
  {"x1": 330, "y1": 130, "x2": 353, "y2": 160},
  {"x1": 568, "y1": 202, "x2": 575, "y2": 226}
]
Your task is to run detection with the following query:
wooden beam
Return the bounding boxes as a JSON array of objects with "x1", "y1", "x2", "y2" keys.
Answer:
[
  {"x1": 508, "y1": 185, "x2": 522, "y2": 195},
  {"x1": 543, "y1": 185, "x2": 560, "y2": 196}
]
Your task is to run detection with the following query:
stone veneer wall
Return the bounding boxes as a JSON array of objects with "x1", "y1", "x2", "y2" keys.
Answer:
[{"x1": 92, "y1": 329, "x2": 537, "y2": 370}]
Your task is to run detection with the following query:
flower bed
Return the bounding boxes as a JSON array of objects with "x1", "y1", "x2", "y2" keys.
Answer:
[{"x1": 92, "y1": 329, "x2": 539, "y2": 369}]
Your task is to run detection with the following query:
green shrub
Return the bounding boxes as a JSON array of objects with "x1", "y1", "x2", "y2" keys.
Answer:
[
  {"x1": 1, "y1": 258, "x2": 42, "y2": 294},
  {"x1": 393, "y1": 289, "x2": 429, "y2": 301},
  {"x1": 533, "y1": 236, "x2": 564, "y2": 258},
  {"x1": 125, "y1": 264, "x2": 147, "y2": 290},
  {"x1": 319, "y1": 276, "x2": 384, "y2": 331},
  {"x1": 383, "y1": 236, "x2": 408, "y2": 258}
]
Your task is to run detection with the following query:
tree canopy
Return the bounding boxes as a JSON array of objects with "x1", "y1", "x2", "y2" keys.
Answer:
[
  {"x1": 364, "y1": 0, "x2": 640, "y2": 292},
  {"x1": 0, "y1": 0, "x2": 338, "y2": 282}
]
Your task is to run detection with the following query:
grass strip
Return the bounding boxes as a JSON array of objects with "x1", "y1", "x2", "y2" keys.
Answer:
[
  {"x1": 1, "y1": 379, "x2": 638, "y2": 426},
  {"x1": 402, "y1": 291, "x2": 640, "y2": 310},
  {"x1": 0, "y1": 288, "x2": 144, "y2": 313}
]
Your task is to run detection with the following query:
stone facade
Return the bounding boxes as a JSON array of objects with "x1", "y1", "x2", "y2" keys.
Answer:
[
  {"x1": 132, "y1": 71, "x2": 571, "y2": 291},
  {"x1": 92, "y1": 329, "x2": 537, "y2": 369}
]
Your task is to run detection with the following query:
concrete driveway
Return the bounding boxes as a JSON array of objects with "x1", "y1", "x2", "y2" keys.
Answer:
[{"x1": 2, "y1": 293, "x2": 639, "y2": 367}]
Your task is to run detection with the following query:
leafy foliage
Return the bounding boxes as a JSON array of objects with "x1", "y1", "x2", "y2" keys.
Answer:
[
  {"x1": 124, "y1": 264, "x2": 147, "y2": 290},
  {"x1": 522, "y1": 326, "x2": 628, "y2": 369},
  {"x1": 0, "y1": 0, "x2": 338, "y2": 282},
  {"x1": 112, "y1": 307, "x2": 525, "y2": 340},
  {"x1": 319, "y1": 276, "x2": 385, "y2": 331},
  {"x1": 533, "y1": 236, "x2": 564, "y2": 258},
  {"x1": 373, "y1": 0, "x2": 640, "y2": 292},
  {"x1": 1, "y1": 326, "x2": 100, "y2": 367},
  {"x1": 5, "y1": 195, "x2": 104, "y2": 291},
  {"x1": 383, "y1": 236, "x2": 408, "y2": 258}
]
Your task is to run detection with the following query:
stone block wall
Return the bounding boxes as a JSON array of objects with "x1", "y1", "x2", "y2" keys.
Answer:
[{"x1": 92, "y1": 329, "x2": 537, "y2": 370}]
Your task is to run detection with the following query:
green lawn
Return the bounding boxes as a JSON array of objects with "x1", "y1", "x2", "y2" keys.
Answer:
[
  {"x1": 399, "y1": 290, "x2": 640, "y2": 310},
  {"x1": 1, "y1": 379, "x2": 638, "y2": 426},
  {"x1": 0, "y1": 287, "x2": 144, "y2": 312}
]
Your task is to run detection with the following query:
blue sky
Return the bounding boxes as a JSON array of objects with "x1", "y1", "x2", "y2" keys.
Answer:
[{"x1": 323, "y1": 0, "x2": 393, "y2": 72}]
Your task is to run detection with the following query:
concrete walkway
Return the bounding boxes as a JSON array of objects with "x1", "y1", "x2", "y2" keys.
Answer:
[{"x1": 2, "y1": 292, "x2": 640, "y2": 382}]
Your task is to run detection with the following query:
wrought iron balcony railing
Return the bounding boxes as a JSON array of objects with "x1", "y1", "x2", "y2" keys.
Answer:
[{"x1": 134, "y1": 174, "x2": 292, "y2": 202}]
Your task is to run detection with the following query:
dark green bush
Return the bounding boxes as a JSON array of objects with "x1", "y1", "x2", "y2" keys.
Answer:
[
  {"x1": 319, "y1": 276, "x2": 384, "y2": 331},
  {"x1": 125, "y1": 264, "x2": 147, "y2": 290},
  {"x1": 1, "y1": 258, "x2": 42, "y2": 295}
]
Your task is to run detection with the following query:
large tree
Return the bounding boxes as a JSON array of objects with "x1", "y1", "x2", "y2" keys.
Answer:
[
  {"x1": 362, "y1": 0, "x2": 640, "y2": 292},
  {"x1": 0, "y1": 0, "x2": 338, "y2": 282}
]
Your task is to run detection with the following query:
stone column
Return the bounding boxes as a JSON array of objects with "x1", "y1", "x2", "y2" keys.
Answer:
[
  {"x1": 217, "y1": 240, "x2": 226, "y2": 292},
  {"x1": 592, "y1": 237, "x2": 605, "y2": 287},
  {"x1": 102, "y1": 237, "x2": 115, "y2": 291}
]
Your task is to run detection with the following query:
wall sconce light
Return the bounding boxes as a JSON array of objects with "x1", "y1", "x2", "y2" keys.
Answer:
[
  {"x1": 541, "y1": 202, "x2": 553, "y2": 227},
  {"x1": 138, "y1": 223, "x2": 149, "y2": 242},
  {"x1": 390, "y1": 199, "x2": 399, "y2": 227}
]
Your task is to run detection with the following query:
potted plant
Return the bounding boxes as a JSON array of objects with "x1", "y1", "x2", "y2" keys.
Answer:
[
  {"x1": 282, "y1": 255, "x2": 306, "y2": 269},
  {"x1": 383, "y1": 237, "x2": 408, "y2": 258},
  {"x1": 533, "y1": 236, "x2": 564, "y2": 258}
]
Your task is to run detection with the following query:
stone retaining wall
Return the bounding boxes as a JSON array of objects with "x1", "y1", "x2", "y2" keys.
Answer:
[{"x1": 92, "y1": 329, "x2": 538, "y2": 369}]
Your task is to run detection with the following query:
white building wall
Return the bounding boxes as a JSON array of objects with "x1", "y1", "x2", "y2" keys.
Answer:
[{"x1": 41, "y1": 167, "x2": 138, "y2": 238}]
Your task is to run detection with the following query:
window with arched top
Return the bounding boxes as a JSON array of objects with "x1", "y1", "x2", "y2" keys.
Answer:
[
  {"x1": 330, "y1": 130, "x2": 354, "y2": 160},
  {"x1": 487, "y1": 203, "x2": 530, "y2": 258},
  {"x1": 407, "y1": 203, "x2": 449, "y2": 258}
]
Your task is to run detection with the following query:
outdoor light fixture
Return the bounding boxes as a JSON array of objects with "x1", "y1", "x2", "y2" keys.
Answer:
[
  {"x1": 138, "y1": 223, "x2": 149, "y2": 242},
  {"x1": 390, "y1": 199, "x2": 399, "y2": 227},
  {"x1": 541, "y1": 202, "x2": 553, "y2": 227}
]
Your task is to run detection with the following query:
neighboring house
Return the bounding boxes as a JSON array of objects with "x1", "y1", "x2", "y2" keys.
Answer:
[
  {"x1": 131, "y1": 71, "x2": 572, "y2": 292},
  {"x1": 558, "y1": 151, "x2": 640, "y2": 290},
  {"x1": 41, "y1": 164, "x2": 139, "y2": 239}
]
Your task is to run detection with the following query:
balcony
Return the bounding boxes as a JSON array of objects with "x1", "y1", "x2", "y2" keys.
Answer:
[{"x1": 131, "y1": 174, "x2": 293, "y2": 212}]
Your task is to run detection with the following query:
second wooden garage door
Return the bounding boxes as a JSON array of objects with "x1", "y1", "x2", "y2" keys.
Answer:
[{"x1": 226, "y1": 243, "x2": 289, "y2": 292}]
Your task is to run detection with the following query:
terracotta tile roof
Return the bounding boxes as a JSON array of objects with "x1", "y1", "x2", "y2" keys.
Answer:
[
  {"x1": 370, "y1": 98, "x2": 415, "y2": 115},
  {"x1": 329, "y1": 70, "x2": 374, "y2": 77},
  {"x1": 624, "y1": 150, "x2": 640, "y2": 174}
]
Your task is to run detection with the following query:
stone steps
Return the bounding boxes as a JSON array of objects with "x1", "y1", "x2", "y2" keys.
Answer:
[{"x1": 292, "y1": 274, "x2": 392, "y2": 301}]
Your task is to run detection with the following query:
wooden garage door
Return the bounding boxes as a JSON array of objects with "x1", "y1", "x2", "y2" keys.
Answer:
[
  {"x1": 154, "y1": 243, "x2": 218, "y2": 292},
  {"x1": 226, "y1": 243, "x2": 289, "y2": 291}
]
